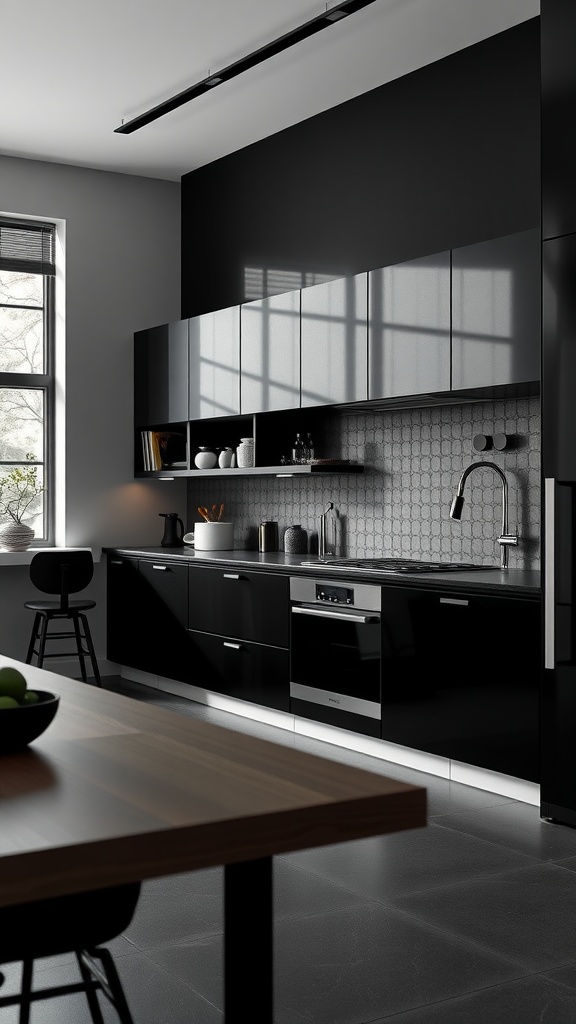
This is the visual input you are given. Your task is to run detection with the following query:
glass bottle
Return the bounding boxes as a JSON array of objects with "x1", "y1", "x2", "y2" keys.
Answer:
[
  {"x1": 292, "y1": 433, "x2": 305, "y2": 464},
  {"x1": 305, "y1": 432, "x2": 315, "y2": 463}
]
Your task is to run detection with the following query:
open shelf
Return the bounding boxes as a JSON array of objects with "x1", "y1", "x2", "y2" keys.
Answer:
[{"x1": 135, "y1": 462, "x2": 363, "y2": 479}]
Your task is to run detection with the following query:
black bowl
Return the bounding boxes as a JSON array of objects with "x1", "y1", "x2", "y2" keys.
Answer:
[{"x1": 0, "y1": 691, "x2": 60, "y2": 754}]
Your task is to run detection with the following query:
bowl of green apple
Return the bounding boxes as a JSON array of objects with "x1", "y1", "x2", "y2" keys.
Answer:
[{"x1": 0, "y1": 666, "x2": 60, "y2": 753}]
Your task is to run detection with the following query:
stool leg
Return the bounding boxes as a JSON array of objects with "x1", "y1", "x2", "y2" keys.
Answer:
[
  {"x1": 71, "y1": 613, "x2": 89, "y2": 682},
  {"x1": 82, "y1": 949, "x2": 135, "y2": 1024},
  {"x1": 25, "y1": 614, "x2": 41, "y2": 665},
  {"x1": 36, "y1": 614, "x2": 50, "y2": 669},
  {"x1": 79, "y1": 613, "x2": 101, "y2": 687},
  {"x1": 19, "y1": 959, "x2": 33, "y2": 1024},
  {"x1": 75, "y1": 951, "x2": 106, "y2": 1024}
]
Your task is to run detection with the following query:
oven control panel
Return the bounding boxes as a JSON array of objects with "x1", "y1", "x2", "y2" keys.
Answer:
[
  {"x1": 289, "y1": 576, "x2": 382, "y2": 613},
  {"x1": 315, "y1": 584, "x2": 354, "y2": 605}
]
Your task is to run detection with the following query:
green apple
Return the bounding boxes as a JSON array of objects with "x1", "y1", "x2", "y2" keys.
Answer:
[
  {"x1": 0, "y1": 694, "x2": 20, "y2": 709},
  {"x1": 0, "y1": 666, "x2": 27, "y2": 703},
  {"x1": 22, "y1": 690, "x2": 40, "y2": 705}
]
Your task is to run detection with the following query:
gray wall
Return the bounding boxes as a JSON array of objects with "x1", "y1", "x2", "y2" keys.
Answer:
[{"x1": 0, "y1": 154, "x2": 184, "y2": 670}]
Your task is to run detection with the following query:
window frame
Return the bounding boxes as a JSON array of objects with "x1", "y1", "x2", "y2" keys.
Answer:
[{"x1": 0, "y1": 219, "x2": 56, "y2": 546}]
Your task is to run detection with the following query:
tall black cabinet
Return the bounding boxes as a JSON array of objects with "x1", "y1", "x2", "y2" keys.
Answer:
[{"x1": 540, "y1": 0, "x2": 576, "y2": 827}]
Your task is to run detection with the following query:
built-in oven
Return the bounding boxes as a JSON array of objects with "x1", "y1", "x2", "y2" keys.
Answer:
[{"x1": 289, "y1": 577, "x2": 382, "y2": 737}]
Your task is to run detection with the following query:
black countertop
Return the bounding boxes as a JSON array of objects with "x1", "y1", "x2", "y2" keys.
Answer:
[{"x1": 104, "y1": 546, "x2": 540, "y2": 597}]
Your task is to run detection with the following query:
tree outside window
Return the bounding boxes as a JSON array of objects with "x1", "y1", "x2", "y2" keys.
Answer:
[{"x1": 0, "y1": 220, "x2": 55, "y2": 544}]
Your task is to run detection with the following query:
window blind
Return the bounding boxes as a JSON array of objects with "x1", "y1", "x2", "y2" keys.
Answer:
[{"x1": 0, "y1": 219, "x2": 55, "y2": 276}]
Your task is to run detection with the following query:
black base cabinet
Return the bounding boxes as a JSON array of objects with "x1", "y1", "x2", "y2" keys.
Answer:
[
  {"x1": 106, "y1": 555, "x2": 192, "y2": 683},
  {"x1": 379, "y1": 586, "x2": 541, "y2": 782},
  {"x1": 188, "y1": 565, "x2": 290, "y2": 710},
  {"x1": 106, "y1": 555, "x2": 150, "y2": 672}
]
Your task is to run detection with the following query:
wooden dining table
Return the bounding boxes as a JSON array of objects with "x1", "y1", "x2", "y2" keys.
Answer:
[{"x1": 0, "y1": 654, "x2": 427, "y2": 1022}]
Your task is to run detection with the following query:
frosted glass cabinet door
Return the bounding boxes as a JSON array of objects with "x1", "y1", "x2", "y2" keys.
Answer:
[
  {"x1": 368, "y1": 252, "x2": 450, "y2": 399},
  {"x1": 300, "y1": 274, "x2": 368, "y2": 407},
  {"x1": 240, "y1": 291, "x2": 300, "y2": 413},
  {"x1": 452, "y1": 228, "x2": 540, "y2": 391},
  {"x1": 188, "y1": 305, "x2": 240, "y2": 419}
]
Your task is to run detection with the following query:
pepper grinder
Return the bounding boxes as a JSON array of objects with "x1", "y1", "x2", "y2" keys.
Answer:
[{"x1": 259, "y1": 520, "x2": 279, "y2": 552}]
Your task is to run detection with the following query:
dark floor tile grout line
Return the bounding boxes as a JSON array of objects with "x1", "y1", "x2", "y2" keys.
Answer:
[{"x1": 367, "y1": 971, "x2": 576, "y2": 1024}]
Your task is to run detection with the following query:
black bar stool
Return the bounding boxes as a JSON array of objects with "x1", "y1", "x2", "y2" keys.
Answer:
[
  {"x1": 24, "y1": 550, "x2": 101, "y2": 686},
  {"x1": 0, "y1": 883, "x2": 141, "y2": 1023}
]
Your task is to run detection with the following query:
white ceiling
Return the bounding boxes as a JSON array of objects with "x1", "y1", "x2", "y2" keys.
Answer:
[{"x1": 1, "y1": 0, "x2": 538, "y2": 182}]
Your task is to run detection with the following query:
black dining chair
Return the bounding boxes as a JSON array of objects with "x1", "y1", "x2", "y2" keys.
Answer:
[
  {"x1": 0, "y1": 882, "x2": 141, "y2": 1023},
  {"x1": 24, "y1": 550, "x2": 101, "y2": 685}
]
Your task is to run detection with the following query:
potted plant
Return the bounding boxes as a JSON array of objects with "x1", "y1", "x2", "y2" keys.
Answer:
[{"x1": 0, "y1": 455, "x2": 44, "y2": 551}]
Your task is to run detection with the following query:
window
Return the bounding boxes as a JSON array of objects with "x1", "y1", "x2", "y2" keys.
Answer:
[{"x1": 0, "y1": 218, "x2": 55, "y2": 544}]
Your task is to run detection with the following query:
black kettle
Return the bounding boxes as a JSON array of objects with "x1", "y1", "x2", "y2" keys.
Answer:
[{"x1": 159, "y1": 512, "x2": 184, "y2": 548}]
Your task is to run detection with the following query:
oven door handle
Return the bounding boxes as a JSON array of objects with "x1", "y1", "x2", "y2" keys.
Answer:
[{"x1": 291, "y1": 605, "x2": 379, "y2": 624}]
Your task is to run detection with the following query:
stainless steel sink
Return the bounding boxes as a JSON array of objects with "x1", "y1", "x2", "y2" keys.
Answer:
[{"x1": 299, "y1": 558, "x2": 500, "y2": 575}]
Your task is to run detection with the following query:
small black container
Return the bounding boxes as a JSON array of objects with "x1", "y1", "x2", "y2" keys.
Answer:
[
  {"x1": 284, "y1": 525, "x2": 308, "y2": 554},
  {"x1": 258, "y1": 521, "x2": 279, "y2": 552}
]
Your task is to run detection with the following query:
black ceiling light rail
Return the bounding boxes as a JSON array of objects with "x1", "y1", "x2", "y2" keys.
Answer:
[{"x1": 114, "y1": 0, "x2": 381, "y2": 134}]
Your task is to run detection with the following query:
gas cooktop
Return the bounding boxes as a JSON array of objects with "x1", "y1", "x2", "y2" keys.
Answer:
[{"x1": 299, "y1": 558, "x2": 499, "y2": 575}]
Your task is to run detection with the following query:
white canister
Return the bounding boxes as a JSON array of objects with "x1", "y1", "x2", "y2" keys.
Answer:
[{"x1": 194, "y1": 521, "x2": 234, "y2": 550}]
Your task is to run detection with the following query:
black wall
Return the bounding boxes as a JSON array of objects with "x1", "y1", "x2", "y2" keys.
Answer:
[{"x1": 181, "y1": 18, "x2": 540, "y2": 318}]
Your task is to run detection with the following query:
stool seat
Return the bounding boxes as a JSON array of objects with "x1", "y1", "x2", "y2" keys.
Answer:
[
  {"x1": 25, "y1": 551, "x2": 101, "y2": 686},
  {"x1": 25, "y1": 598, "x2": 97, "y2": 613}
]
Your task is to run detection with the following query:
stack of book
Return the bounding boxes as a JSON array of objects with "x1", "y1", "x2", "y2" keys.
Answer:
[{"x1": 140, "y1": 431, "x2": 187, "y2": 471}]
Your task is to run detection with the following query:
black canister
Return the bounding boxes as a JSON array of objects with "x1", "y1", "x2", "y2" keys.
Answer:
[
  {"x1": 284, "y1": 524, "x2": 308, "y2": 554},
  {"x1": 258, "y1": 520, "x2": 279, "y2": 552}
]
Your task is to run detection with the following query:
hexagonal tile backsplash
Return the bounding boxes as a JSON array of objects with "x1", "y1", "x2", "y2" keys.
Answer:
[{"x1": 187, "y1": 395, "x2": 540, "y2": 569}]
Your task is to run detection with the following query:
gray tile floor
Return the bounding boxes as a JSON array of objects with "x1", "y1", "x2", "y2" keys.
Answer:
[{"x1": 4, "y1": 675, "x2": 576, "y2": 1023}]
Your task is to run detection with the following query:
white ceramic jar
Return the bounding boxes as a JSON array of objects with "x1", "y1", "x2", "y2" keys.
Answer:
[
  {"x1": 194, "y1": 447, "x2": 217, "y2": 469},
  {"x1": 218, "y1": 447, "x2": 234, "y2": 468},
  {"x1": 236, "y1": 438, "x2": 254, "y2": 468}
]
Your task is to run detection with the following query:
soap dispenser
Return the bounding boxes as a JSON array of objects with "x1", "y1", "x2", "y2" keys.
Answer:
[{"x1": 319, "y1": 503, "x2": 337, "y2": 560}]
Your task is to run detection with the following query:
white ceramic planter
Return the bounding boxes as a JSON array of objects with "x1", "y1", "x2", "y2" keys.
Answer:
[
  {"x1": 194, "y1": 522, "x2": 234, "y2": 550},
  {"x1": 0, "y1": 522, "x2": 34, "y2": 551}
]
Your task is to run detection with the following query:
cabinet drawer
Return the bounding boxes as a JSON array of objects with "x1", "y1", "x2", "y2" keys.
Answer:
[
  {"x1": 188, "y1": 630, "x2": 289, "y2": 711},
  {"x1": 188, "y1": 566, "x2": 289, "y2": 647},
  {"x1": 139, "y1": 559, "x2": 188, "y2": 628}
]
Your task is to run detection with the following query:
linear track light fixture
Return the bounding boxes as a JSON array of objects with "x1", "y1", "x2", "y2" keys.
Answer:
[{"x1": 114, "y1": 0, "x2": 381, "y2": 134}]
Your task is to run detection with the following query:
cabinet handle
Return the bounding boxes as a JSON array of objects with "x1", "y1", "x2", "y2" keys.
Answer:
[
  {"x1": 223, "y1": 641, "x2": 243, "y2": 650},
  {"x1": 439, "y1": 597, "x2": 469, "y2": 606},
  {"x1": 152, "y1": 564, "x2": 170, "y2": 571},
  {"x1": 223, "y1": 573, "x2": 242, "y2": 579},
  {"x1": 545, "y1": 476, "x2": 555, "y2": 669},
  {"x1": 110, "y1": 559, "x2": 123, "y2": 565},
  {"x1": 291, "y1": 605, "x2": 379, "y2": 624}
]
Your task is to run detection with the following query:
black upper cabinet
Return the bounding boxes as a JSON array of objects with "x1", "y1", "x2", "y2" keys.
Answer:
[
  {"x1": 189, "y1": 305, "x2": 240, "y2": 420},
  {"x1": 369, "y1": 252, "x2": 450, "y2": 400},
  {"x1": 451, "y1": 228, "x2": 541, "y2": 391},
  {"x1": 541, "y1": 0, "x2": 576, "y2": 240},
  {"x1": 240, "y1": 291, "x2": 300, "y2": 414},
  {"x1": 300, "y1": 274, "x2": 368, "y2": 407},
  {"x1": 134, "y1": 320, "x2": 189, "y2": 427}
]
